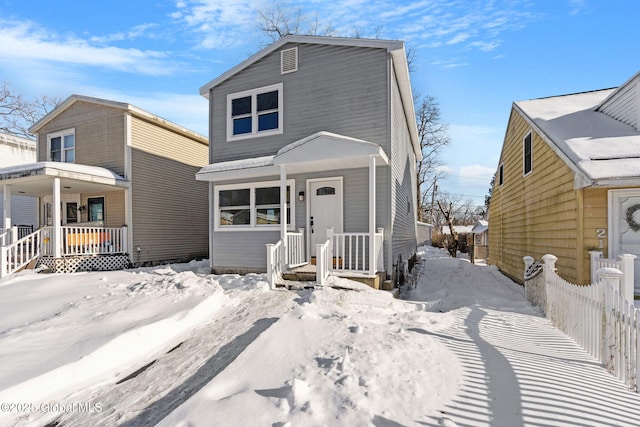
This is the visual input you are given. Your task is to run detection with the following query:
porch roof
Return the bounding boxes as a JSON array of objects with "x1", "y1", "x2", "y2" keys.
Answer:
[
  {"x1": 0, "y1": 162, "x2": 129, "y2": 197},
  {"x1": 196, "y1": 131, "x2": 389, "y2": 181}
]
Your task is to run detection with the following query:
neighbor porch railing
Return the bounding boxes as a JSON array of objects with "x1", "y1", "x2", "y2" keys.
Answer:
[
  {"x1": 329, "y1": 228, "x2": 384, "y2": 275},
  {"x1": 0, "y1": 229, "x2": 40, "y2": 278},
  {"x1": 525, "y1": 254, "x2": 640, "y2": 393},
  {"x1": 40, "y1": 226, "x2": 128, "y2": 256}
]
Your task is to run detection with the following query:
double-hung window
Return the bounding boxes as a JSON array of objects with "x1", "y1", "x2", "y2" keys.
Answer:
[
  {"x1": 216, "y1": 180, "x2": 294, "y2": 230},
  {"x1": 47, "y1": 129, "x2": 76, "y2": 163},
  {"x1": 48, "y1": 129, "x2": 75, "y2": 163},
  {"x1": 227, "y1": 83, "x2": 283, "y2": 141}
]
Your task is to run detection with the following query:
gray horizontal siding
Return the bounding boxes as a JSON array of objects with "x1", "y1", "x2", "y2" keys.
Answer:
[
  {"x1": 209, "y1": 165, "x2": 391, "y2": 272},
  {"x1": 209, "y1": 43, "x2": 390, "y2": 164},
  {"x1": 599, "y1": 77, "x2": 638, "y2": 129},
  {"x1": 390, "y1": 70, "x2": 417, "y2": 272}
]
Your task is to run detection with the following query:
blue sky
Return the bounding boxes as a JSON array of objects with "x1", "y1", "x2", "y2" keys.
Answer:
[{"x1": 1, "y1": 0, "x2": 638, "y2": 207}]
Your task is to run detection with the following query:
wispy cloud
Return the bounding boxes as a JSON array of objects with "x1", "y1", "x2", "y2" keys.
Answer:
[
  {"x1": 568, "y1": 0, "x2": 590, "y2": 15},
  {"x1": 0, "y1": 20, "x2": 178, "y2": 75},
  {"x1": 89, "y1": 23, "x2": 159, "y2": 45}
]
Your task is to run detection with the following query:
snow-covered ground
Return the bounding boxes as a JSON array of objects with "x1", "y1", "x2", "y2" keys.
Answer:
[{"x1": 1, "y1": 247, "x2": 640, "y2": 426}]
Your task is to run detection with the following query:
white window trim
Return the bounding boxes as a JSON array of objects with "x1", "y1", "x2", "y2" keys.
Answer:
[
  {"x1": 47, "y1": 128, "x2": 76, "y2": 163},
  {"x1": 523, "y1": 131, "x2": 533, "y2": 177},
  {"x1": 226, "y1": 83, "x2": 283, "y2": 142},
  {"x1": 214, "y1": 179, "x2": 295, "y2": 231}
]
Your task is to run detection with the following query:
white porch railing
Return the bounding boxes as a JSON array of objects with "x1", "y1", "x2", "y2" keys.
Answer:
[
  {"x1": 590, "y1": 250, "x2": 637, "y2": 302},
  {"x1": 266, "y1": 240, "x2": 283, "y2": 289},
  {"x1": 286, "y1": 228, "x2": 306, "y2": 268},
  {"x1": 329, "y1": 228, "x2": 384, "y2": 275},
  {"x1": 525, "y1": 254, "x2": 640, "y2": 393},
  {"x1": 61, "y1": 226, "x2": 127, "y2": 255},
  {"x1": 316, "y1": 239, "x2": 331, "y2": 285},
  {"x1": 0, "y1": 229, "x2": 40, "y2": 278}
]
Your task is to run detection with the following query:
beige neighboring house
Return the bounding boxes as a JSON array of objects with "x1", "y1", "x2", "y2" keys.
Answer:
[{"x1": 0, "y1": 95, "x2": 209, "y2": 277}]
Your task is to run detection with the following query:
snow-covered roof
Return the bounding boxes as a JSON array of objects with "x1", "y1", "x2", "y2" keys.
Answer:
[
  {"x1": 441, "y1": 225, "x2": 473, "y2": 235},
  {"x1": 514, "y1": 76, "x2": 640, "y2": 186},
  {"x1": 196, "y1": 131, "x2": 389, "y2": 181},
  {"x1": 0, "y1": 162, "x2": 129, "y2": 196},
  {"x1": 0, "y1": 132, "x2": 36, "y2": 149},
  {"x1": 471, "y1": 220, "x2": 488, "y2": 234},
  {"x1": 0, "y1": 162, "x2": 126, "y2": 182}
]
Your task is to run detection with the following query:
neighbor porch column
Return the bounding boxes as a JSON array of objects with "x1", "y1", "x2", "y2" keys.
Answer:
[
  {"x1": 3, "y1": 184, "x2": 11, "y2": 238},
  {"x1": 52, "y1": 177, "x2": 62, "y2": 258},
  {"x1": 369, "y1": 155, "x2": 376, "y2": 276},
  {"x1": 280, "y1": 165, "x2": 288, "y2": 266}
]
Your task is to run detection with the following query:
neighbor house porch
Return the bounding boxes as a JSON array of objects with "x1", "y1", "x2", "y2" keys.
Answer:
[
  {"x1": 197, "y1": 131, "x2": 390, "y2": 288},
  {"x1": 0, "y1": 162, "x2": 130, "y2": 278}
]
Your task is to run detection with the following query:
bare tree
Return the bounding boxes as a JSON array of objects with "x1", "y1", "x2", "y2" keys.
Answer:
[
  {"x1": 415, "y1": 95, "x2": 450, "y2": 222},
  {"x1": 1, "y1": 82, "x2": 60, "y2": 138},
  {"x1": 258, "y1": 5, "x2": 336, "y2": 44}
]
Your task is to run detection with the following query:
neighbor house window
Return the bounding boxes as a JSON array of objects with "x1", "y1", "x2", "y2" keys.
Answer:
[
  {"x1": 48, "y1": 129, "x2": 75, "y2": 163},
  {"x1": 87, "y1": 197, "x2": 104, "y2": 222},
  {"x1": 523, "y1": 132, "x2": 532, "y2": 175},
  {"x1": 498, "y1": 164, "x2": 504, "y2": 186},
  {"x1": 215, "y1": 180, "x2": 294, "y2": 230},
  {"x1": 227, "y1": 83, "x2": 283, "y2": 141}
]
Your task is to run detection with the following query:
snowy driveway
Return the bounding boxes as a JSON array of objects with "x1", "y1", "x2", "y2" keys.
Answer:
[{"x1": 3, "y1": 248, "x2": 640, "y2": 426}]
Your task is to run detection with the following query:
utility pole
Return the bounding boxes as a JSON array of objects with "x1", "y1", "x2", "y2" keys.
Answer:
[{"x1": 430, "y1": 176, "x2": 437, "y2": 225}]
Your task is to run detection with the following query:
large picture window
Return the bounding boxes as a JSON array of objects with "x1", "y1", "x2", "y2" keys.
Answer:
[
  {"x1": 227, "y1": 83, "x2": 283, "y2": 141},
  {"x1": 215, "y1": 180, "x2": 294, "y2": 230},
  {"x1": 48, "y1": 129, "x2": 75, "y2": 163}
]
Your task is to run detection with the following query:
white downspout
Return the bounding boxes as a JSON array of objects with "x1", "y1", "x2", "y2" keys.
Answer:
[{"x1": 280, "y1": 165, "x2": 288, "y2": 267}]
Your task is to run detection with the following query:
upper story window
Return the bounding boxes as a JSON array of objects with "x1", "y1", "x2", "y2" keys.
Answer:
[
  {"x1": 523, "y1": 131, "x2": 532, "y2": 176},
  {"x1": 498, "y1": 164, "x2": 504, "y2": 186},
  {"x1": 48, "y1": 129, "x2": 75, "y2": 163},
  {"x1": 227, "y1": 83, "x2": 283, "y2": 141}
]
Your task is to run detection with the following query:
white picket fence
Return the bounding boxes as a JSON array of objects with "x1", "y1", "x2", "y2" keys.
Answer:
[{"x1": 525, "y1": 254, "x2": 640, "y2": 392}]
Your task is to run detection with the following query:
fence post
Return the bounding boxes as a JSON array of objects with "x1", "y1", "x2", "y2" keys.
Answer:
[
  {"x1": 589, "y1": 250, "x2": 603, "y2": 284},
  {"x1": 542, "y1": 254, "x2": 557, "y2": 281},
  {"x1": 523, "y1": 256, "x2": 534, "y2": 278},
  {"x1": 618, "y1": 254, "x2": 636, "y2": 303},
  {"x1": 10, "y1": 226, "x2": 18, "y2": 245},
  {"x1": 597, "y1": 267, "x2": 623, "y2": 373}
]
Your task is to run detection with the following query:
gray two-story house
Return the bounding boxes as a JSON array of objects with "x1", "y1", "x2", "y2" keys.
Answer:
[{"x1": 196, "y1": 35, "x2": 420, "y2": 288}]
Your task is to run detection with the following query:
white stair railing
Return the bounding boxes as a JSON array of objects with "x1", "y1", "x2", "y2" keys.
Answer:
[
  {"x1": 266, "y1": 240, "x2": 283, "y2": 288},
  {"x1": 316, "y1": 238, "x2": 331, "y2": 285},
  {"x1": 0, "y1": 229, "x2": 40, "y2": 278},
  {"x1": 286, "y1": 228, "x2": 305, "y2": 268}
]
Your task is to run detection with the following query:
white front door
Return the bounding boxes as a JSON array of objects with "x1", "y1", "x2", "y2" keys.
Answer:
[
  {"x1": 609, "y1": 190, "x2": 640, "y2": 293},
  {"x1": 308, "y1": 178, "x2": 343, "y2": 257}
]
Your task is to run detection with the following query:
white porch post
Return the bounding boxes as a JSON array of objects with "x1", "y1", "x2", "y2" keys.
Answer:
[
  {"x1": 280, "y1": 165, "x2": 288, "y2": 267},
  {"x1": 3, "y1": 184, "x2": 11, "y2": 242},
  {"x1": 52, "y1": 177, "x2": 62, "y2": 258},
  {"x1": 368, "y1": 155, "x2": 376, "y2": 276}
]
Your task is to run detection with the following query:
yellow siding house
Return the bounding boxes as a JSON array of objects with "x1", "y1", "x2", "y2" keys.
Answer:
[{"x1": 489, "y1": 71, "x2": 640, "y2": 293}]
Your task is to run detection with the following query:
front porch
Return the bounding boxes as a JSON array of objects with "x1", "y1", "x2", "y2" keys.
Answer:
[
  {"x1": 1, "y1": 224, "x2": 130, "y2": 277},
  {"x1": 0, "y1": 162, "x2": 130, "y2": 278},
  {"x1": 196, "y1": 131, "x2": 390, "y2": 289}
]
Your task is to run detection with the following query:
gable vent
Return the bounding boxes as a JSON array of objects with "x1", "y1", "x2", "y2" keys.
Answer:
[{"x1": 281, "y1": 47, "x2": 298, "y2": 74}]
